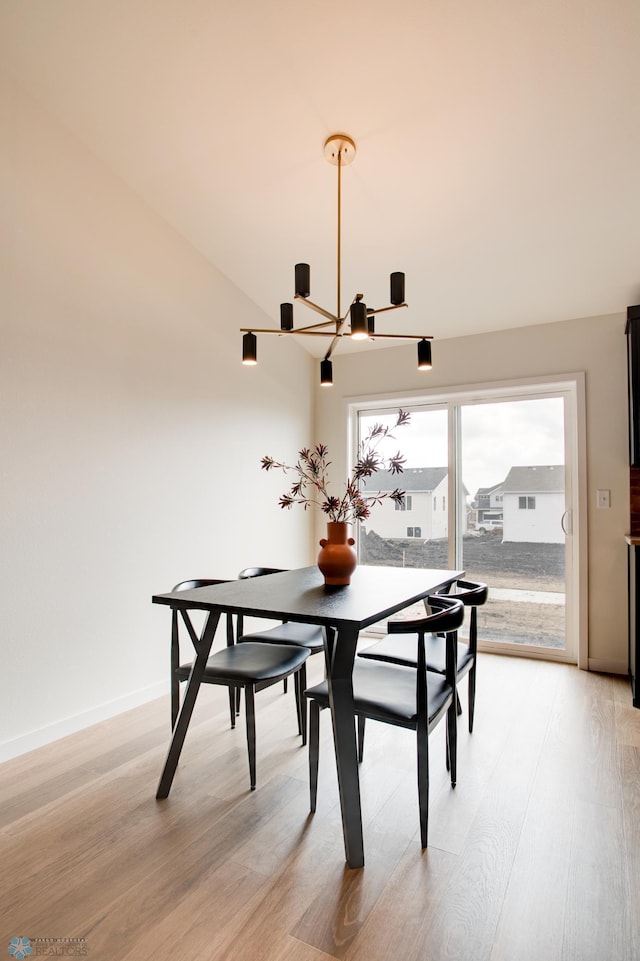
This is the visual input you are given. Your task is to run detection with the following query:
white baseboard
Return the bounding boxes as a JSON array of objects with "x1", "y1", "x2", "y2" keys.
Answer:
[
  {"x1": 587, "y1": 658, "x2": 628, "y2": 677},
  {"x1": 0, "y1": 681, "x2": 168, "y2": 764}
]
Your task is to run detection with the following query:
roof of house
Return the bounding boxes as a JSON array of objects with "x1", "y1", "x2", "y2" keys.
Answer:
[
  {"x1": 365, "y1": 467, "x2": 448, "y2": 493},
  {"x1": 501, "y1": 465, "x2": 564, "y2": 493},
  {"x1": 474, "y1": 481, "x2": 504, "y2": 498}
]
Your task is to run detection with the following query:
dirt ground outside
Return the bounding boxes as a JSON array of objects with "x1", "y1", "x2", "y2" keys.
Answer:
[{"x1": 360, "y1": 530, "x2": 566, "y2": 648}]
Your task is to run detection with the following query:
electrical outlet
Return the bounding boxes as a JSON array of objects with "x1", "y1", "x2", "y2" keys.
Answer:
[{"x1": 596, "y1": 489, "x2": 611, "y2": 509}]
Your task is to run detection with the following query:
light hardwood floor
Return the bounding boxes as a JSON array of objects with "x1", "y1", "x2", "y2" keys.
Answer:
[{"x1": 1, "y1": 654, "x2": 639, "y2": 961}]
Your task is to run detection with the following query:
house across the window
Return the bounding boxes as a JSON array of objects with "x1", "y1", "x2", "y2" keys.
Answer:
[
  {"x1": 472, "y1": 465, "x2": 564, "y2": 539},
  {"x1": 362, "y1": 466, "x2": 450, "y2": 540}
]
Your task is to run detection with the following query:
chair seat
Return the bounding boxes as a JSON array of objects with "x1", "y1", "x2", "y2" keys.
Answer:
[
  {"x1": 305, "y1": 659, "x2": 452, "y2": 727},
  {"x1": 238, "y1": 621, "x2": 325, "y2": 652},
  {"x1": 176, "y1": 641, "x2": 309, "y2": 683},
  {"x1": 359, "y1": 633, "x2": 474, "y2": 675}
]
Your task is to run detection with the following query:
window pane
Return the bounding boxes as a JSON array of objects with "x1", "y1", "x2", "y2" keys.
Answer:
[
  {"x1": 461, "y1": 397, "x2": 566, "y2": 650},
  {"x1": 357, "y1": 406, "x2": 448, "y2": 569}
]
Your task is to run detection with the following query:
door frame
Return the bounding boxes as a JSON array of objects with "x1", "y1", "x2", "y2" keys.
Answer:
[{"x1": 348, "y1": 372, "x2": 587, "y2": 668}]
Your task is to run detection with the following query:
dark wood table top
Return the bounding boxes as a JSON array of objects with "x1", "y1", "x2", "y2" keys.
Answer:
[{"x1": 152, "y1": 565, "x2": 464, "y2": 630}]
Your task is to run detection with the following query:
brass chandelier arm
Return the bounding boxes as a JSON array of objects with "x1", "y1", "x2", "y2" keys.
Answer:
[
  {"x1": 288, "y1": 298, "x2": 408, "y2": 329},
  {"x1": 362, "y1": 332, "x2": 433, "y2": 341},
  {"x1": 324, "y1": 334, "x2": 341, "y2": 362},
  {"x1": 368, "y1": 303, "x2": 408, "y2": 316},
  {"x1": 240, "y1": 327, "x2": 431, "y2": 342},
  {"x1": 325, "y1": 306, "x2": 355, "y2": 360},
  {"x1": 240, "y1": 327, "x2": 341, "y2": 338},
  {"x1": 294, "y1": 294, "x2": 338, "y2": 324},
  {"x1": 294, "y1": 319, "x2": 337, "y2": 333}
]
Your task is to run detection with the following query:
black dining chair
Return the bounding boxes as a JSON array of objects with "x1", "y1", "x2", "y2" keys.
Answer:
[
  {"x1": 170, "y1": 578, "x2": 310, "y2": 790},
  {"x1": 358, "y1": 580, "x2": 488, "y2": 732},
  {"x1": 236, "y1": 567, "x2": 326, "y2": 697},
  {"x1": 170, "y1": 579, "x2": 233, "y2": 729},
  {"x1": 304, "y1": 594, "x2": 465, "y2": 848},
  {"x1": 236, "y1": 567, "x2": 325, "y2": 654}
]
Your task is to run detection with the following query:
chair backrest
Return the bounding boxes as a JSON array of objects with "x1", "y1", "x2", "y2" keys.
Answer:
[
  {"x1": 237, "y1": 567, "x2": 286, "y2": 579},
  {"x1": 388, "y1": 594, "x2": 465, "y2": 709},
  {"x1": 171, "y1": 578, "x2": 234, "y2": 648},
  {"x1": 387, "y1": 594, "x2": 465, "y2": 638},
  {"x1": 236, "y1": 569, "x2": 287, "y2": 633},
  {"x1": 450, "y1": 579, "x2": 489, "y2": 607},
  {"x1": 433, "y1": 580, "x2": 488, "y2": 654},
  {"x1": 172, "y1": 578, "x2": 228, "y2": 592}
]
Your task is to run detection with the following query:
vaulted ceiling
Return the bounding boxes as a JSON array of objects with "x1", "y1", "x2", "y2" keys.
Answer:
[{"x1": 2, "y1": 0, "x2": 639, "y2": 355}]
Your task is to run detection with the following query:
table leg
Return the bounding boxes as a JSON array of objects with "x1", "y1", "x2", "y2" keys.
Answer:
[
  {"x1": 156, "y1": 610, "x2": 221, "y2": 799},
  {"x1": 325, "y1": 625, "x2": 364, "y2": 869}
]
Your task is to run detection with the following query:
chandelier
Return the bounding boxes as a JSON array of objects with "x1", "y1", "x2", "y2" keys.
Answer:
[{"x1": 241, "y1": 134, "x2": 433, "y2": 385}]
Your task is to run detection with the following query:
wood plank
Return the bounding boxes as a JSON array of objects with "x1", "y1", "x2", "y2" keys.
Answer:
[
  {"x1": 0, "y1": 774, "x2": 302, "y2": 938},
  {"x1": 489, "y1": 664, "x2": 579, "y2": 961},
  {"x1": 291, "y1": 761, "x2": 417, "y2": 957},
  {"x1": 116, "y1": 857, "x2": 268, "y2": 961},
  {"x1": 620, "y1": 745, "x2": 640, "y2": 955},
  {"x1": 615, "y1": 703, "x2": 640, "y2": 748},
  {"x1": 405, "y1": 659, "x2": 560, "y2": 961},
  {"x1": 344, "y1": 844, "x2": 458, "y2": 961},
  {"x1": 574, "y1": 668, "x2": 623, "y2": 809},
  {"x1": 562, "y1": 798, "x2": 632, "y2": 961}
]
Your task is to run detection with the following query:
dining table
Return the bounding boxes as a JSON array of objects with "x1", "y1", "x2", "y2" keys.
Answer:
[{"x1": 152, "y1": 563, "x2": 463, "y2": 868}]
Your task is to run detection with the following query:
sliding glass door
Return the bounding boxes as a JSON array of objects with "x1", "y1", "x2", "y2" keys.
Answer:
[
  {"x1": 356, "y1": 381, "x2": 580, "y2": 662},
  {"x1": 457, "y1": 396, "x2": 567, "y2": 654}
]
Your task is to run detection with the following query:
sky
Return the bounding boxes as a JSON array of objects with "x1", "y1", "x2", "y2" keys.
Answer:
[{"x1": 359, "y1": 396, "x2": 565, "y2": 499}]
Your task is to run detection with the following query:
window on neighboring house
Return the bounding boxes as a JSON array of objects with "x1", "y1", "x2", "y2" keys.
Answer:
[
  {"x1": 406, "y1": 527, "x2": 422, "y2": 538},
  {"x1": 442, "y1": 496, "x2": 446, "y2": 511},
  {"x1": 395, "y1": 495, "x2": 412, "y2": 511},
  {"x1": 433, "y1": 496, "x2": 437, "y2": 510},
  {"x1": 518, "y1": 496, "x2": 536, "y2": 509}
]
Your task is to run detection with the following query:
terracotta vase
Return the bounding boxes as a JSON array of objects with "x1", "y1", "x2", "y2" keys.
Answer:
[{"x1": 317, "y1": 521, "x2": 357, "y2": 586}]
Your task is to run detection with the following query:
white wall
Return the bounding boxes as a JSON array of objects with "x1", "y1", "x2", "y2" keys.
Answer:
[
  {"x1": 503, "y1": 492, "x2": 565, "y2": 543},
  {"x1": 0, "y1": 73, "x2": 315, "y2": 760},
  {"x1": 315, "y1": 313, "x2": 629, "y2": 674},
  {"x1": 431, "y1": 477, "x2": 449, "y2": 539},
  {"x1": 366, "y1": 491, "x2": 429, "y2": 539}
]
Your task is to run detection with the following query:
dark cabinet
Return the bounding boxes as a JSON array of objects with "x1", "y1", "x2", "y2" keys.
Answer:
[
  {"x1": 626, "y1": 305, "x2": 640, "y2": 466},
  {"x1": 626, "y1": 304, "x2": 640, "y2": 707},
  {"x1": 627, "y1": 541, "x2": 640, "y2": 707}
]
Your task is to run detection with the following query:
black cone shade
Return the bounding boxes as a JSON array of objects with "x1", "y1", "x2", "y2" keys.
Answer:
[
  {"x1": 417, "y1": 338, "x2": 432, "y2": 370},
  {"x1": 350, "y1": 301, "x2": 368, "y2": 339},
  {"x1": 242, "y1": 332, "x2": 257, "y2": 365},
  {"x1": 280, "y1": 303, "x2": 293, "y2": 330},
  {"x1": 320, "y1": 359, "x2": 333, "y2": 386},
  {"x1": 295, "y1": 263, "x2": 310, "y2": 298}
]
